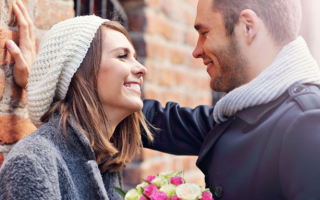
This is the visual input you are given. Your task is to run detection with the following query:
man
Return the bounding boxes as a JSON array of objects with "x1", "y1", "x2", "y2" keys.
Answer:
[
  {"x1": 141, "y1": 0, "x2": 320, "y2": 199},
  {"x1": 10, "y1": 0, "x2": 320, "y2": 199}
]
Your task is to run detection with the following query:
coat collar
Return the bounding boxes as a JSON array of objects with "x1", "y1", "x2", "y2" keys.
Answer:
[{"x1": 235, "y1": 91, "x2": 289, "y2": 125}]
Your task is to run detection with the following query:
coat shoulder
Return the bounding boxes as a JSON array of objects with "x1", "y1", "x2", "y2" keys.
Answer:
[
  {"x1": 4, "y1": 121, "x2": 59, "y2": 161},
  {"x1": 286, "y1": 83, "x2": 320, "y2": 111}
]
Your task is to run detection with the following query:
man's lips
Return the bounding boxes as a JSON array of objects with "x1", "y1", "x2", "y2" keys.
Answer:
[{"x1": 205, "y1": 62, "x2": 214, "y2": 73}]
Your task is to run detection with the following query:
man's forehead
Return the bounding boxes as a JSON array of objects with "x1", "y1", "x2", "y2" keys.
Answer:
[{"x1": 194, "y1": 0, "x2": 215, "y2": 29}]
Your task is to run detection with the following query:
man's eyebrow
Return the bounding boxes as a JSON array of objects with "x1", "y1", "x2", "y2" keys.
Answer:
[{"x1": 194, "y1": 23, "x2": 203, "y2": 31}]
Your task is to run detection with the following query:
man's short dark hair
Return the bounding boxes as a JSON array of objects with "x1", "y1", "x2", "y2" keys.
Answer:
[{"x1": 213, "y1": 0, "x2": 302, "y2": 45}]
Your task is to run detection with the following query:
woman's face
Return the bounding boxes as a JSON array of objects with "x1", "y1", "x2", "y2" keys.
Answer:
[{"x1": 98, "y1": 28, "x2": 147, "y2": 121}]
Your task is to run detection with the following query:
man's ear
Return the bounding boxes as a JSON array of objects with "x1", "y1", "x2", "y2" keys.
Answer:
[{"x1": 239, "y1": 9, "x2": 259, "y2": 45}]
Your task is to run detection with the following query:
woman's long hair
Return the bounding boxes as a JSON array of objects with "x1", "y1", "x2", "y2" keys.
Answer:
[{"x1": 41, "y1": 21, "x2": 154, "y2": 172}]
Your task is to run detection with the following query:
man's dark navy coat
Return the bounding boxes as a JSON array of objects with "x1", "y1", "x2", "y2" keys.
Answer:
[{"x1": 142, "y1": 83, "x2": 320, "y2": 200}]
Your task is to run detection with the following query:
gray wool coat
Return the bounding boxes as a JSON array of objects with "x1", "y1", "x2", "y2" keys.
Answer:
[{"x1": 0, "y1": 115, "x2": 123, "y2": 200}]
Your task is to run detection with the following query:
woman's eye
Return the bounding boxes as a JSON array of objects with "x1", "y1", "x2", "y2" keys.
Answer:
[{"x1": 118, "y1": 54, "x2": 128, "y2": 59}]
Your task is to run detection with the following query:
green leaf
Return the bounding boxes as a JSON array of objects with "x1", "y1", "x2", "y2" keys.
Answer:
[
  {"x1": 142, "y1": 179, "x2": 152, "y2": 185},
  {"x1": 143, "y1": 193, "x2": 151, "y2": 200},
  {"x1": 113, "y1": 186, "x2": 126, "y2": 197}
]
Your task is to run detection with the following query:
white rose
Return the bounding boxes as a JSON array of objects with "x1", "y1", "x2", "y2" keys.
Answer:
[
  {"x1": 159, "y1": 171, "x2": 182, "y2": 180},
  {"x1": 176, "y1": 183, "x2": 202, "y2": 200},
  {"x1": 151, "y1": 176, "x2": 169, "y2": 188},
  {"x1": 136, "y1": 181, "x2": 149, "y2": 193},
  {"x1": 159, "y1": 184, "x2": 177, "y2": 199},
  {"x1": 124, "y1": 189, "x2": 142, "y2": 200}
]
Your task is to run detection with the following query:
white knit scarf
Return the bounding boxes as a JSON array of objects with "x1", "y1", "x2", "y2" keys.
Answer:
[{"x1": 214, "y1": 36, "x2": 320, "y2": 124}]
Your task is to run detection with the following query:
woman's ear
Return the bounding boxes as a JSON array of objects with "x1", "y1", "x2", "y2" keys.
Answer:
[{"x1": 239, "y1": 9, "x2": 259, "y2": 45}]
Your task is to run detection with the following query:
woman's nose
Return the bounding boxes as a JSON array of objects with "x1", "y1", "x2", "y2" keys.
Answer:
[{"x1": 132, "y1": 60, "x2": 147, "y2": 77}]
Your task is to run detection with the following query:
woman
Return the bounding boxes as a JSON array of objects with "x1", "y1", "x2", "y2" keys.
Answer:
[{"x1": 0, "y1": 14, "x2": 154, "y2": 200}]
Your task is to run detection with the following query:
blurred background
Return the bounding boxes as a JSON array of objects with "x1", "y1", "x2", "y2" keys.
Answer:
[{"x1": 0, "y1": 0, "x2": 319, "y2": 191}]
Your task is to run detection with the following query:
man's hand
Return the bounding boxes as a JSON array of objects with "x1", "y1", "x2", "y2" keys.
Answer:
[{"x1": 6, "y1": 0, "x2": 36, "y2": 88}]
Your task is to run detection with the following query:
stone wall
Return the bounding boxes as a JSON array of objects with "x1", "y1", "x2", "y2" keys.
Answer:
[{"x1": 0, "y1": 0, "x2": 74, "y2": 167}]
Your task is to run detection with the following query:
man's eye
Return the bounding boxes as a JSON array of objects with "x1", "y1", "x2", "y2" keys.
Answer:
[
  {"x1": 118, "y1": 54, "x2": 128, "y2": 59},
  {"x1": 201, "y1": 31, "x2": 208, "y2": 36}
]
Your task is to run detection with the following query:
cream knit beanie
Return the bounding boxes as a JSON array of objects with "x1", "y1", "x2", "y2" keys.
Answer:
[{"x1": 27, "y1": 15, "x2": 109, "y2": 126}]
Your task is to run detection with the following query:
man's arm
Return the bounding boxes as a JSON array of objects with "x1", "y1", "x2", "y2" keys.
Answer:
[
  {"x1": 142, "y1": 99, "x2": 215, "y2": 156},
  {"x1": 279, "y1": 110, "x2": 320, "y2": 200}
]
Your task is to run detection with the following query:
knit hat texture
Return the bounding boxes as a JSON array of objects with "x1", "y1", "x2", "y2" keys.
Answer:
[{"x1": 27, "y1": 15, "x2": 109, "y2": 126}]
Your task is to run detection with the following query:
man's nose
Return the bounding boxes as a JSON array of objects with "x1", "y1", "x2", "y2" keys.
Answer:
[{"x1": 192, "y1": 41, "x2": 204, "y2": 58}]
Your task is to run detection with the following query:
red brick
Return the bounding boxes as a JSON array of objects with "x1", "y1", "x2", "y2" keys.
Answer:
[
  {"x1": 144, "y1": 63, "x2": 156, "y2": 82},
  {"x1": 141, "y1": 159, "x2": 172, "y2": 178},
  {"x1": 146, "y1": 40, "x2": 166, "y2": 60},
  {"x1": 159, "y1": 89, "x2": 173, "y2": 106},
  {"x1": 158, "y1": 68, "x2": 174, "y2": 86},
  {"x1": 0, "y1": 70, "x2": 5, "y2": 100},
  {"x1": 0, "y1": 153, "x2": 4, "y2": 168},
  {"x1": 199, "y1": 92, "x2": 213, "y2": 106},
  {"x1": 161, "y1": 0, "x2": 172, "y2": 15},
  {"x1": 0, "y1": 29, "x2": 19, "y2": 48},
  {"x1": 171, "y1": 26, "x2": 185, "y2": 43},
  {"x1": 0, "y1": 114, "x2": 36, "y2": 145},
  {"x1": 142, "y1": 148, "x2": 161, "y2": 160},
  {"x1": 190, "y1": 56, "x2": 206, "y2": 69},
  {"x1": 146, "y1": 13, "x2": 173, "y2": 40},
  {"x1": 35, "y1": 0, "x2": 75, "y2": 30},
  {"x1": 169, "y1": 6, "x2": 189, "y2": 24},
  {"x1": 160, "y1": 20, "x2": 173, "y2": 40},
  {"x1": 127, "y1": 12, "x2": 146, "y2": 32},
  {"x1": 143, "y1": 86, "x2": 159, "y2": 100},
  {"x1": 170, "y1": 48, "x2": 186, "y2": 65},
  {"x1": 146, "y1": 12, "x2": 161, "y2": 34},
  {"x1": 185, "y1": 30, "x2": 198, "y2": 46},
  {"x1": 0, "y1": 29, "x2": 19, "y2": 65}
]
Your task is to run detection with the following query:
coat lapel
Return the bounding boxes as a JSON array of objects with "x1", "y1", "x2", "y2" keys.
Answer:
[
  {"x1": 196, "y1": 118, "x2": 235, "y2": 166},
  {"x1": 85, "y1": 160, "x2": 110, "y2": 200}
]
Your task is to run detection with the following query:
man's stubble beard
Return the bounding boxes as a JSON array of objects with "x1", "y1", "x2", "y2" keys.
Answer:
[{"x1": 210, "y1": 36, "x2": 249, "y2": 93}]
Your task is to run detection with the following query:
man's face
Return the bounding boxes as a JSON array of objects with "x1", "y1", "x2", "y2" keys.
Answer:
[{"x1": 193, "y1": 0, "x2": 248, "y2": 93}]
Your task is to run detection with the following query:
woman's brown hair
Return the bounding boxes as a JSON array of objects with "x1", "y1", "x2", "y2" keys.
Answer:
[{"x1": 41, "y1": 21, "x2": 154, "y2": 172}]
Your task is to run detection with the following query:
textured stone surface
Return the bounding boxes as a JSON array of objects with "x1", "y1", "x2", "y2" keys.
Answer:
[
  {"x1": 0, "y1": 70, "x2": 5, "y2": 100},
  {"x1": 0, "y1": 29, "x2": 19, "y2": 65},
  {"x1": 0, "y1": 114, "x2": 36, "y2": 145},
  {"x1": 35, "y1": 0, "x2": 74, "y2": 30}
]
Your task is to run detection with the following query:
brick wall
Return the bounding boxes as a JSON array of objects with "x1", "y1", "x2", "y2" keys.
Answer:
[
  {"x1": 0, "y1": 0, "x2": 210, "y2": 190},
  {"x1": 120, "y1": 0, "x2": 211, "y2": 190},
  {"x1": 0, "y1": 0, "x2": 74, "y2": 167}
]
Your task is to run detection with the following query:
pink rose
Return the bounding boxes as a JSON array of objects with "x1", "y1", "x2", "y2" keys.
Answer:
[
  {"x1": 140, "y1": 196, "x2": 149, "y2": 200},
  {"x1": 151, "y1": 192, "x2": 168, "y2": 200},
  {"x1": 144, "y1": 184, "x2": 158, "y2": 197},
  {"x1": 169, "y1": 196, "x2": 182, "y2": 200},
  {"x1": 200, "y1": 192, "x2": 214, "y2": 200},
  {"x1": 170, "y1": 177, "x2": 183, "y2": 186},
  {"x1": 146, "y1": 175, "x2": 156, "y2": 182}
]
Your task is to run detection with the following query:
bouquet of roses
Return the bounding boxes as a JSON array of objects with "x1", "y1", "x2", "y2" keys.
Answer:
[{"x1": 114, "y1": 170, "x2": 214, "y2": 200}]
